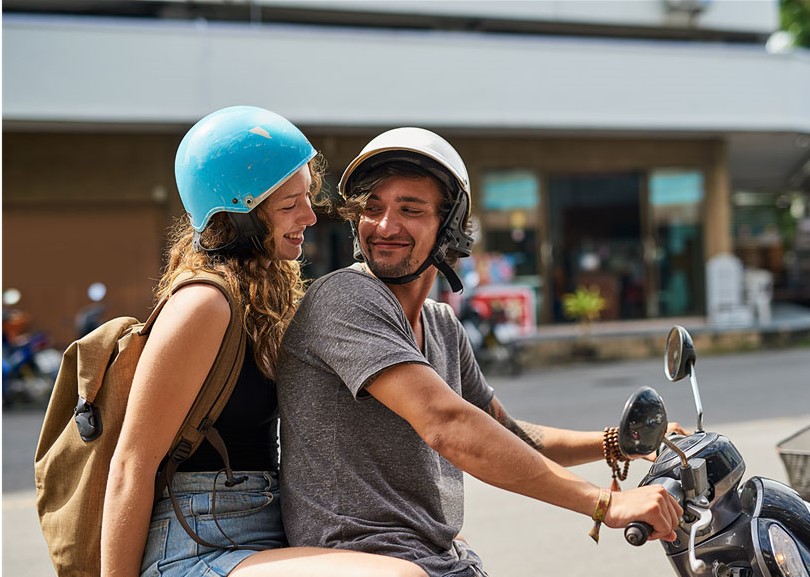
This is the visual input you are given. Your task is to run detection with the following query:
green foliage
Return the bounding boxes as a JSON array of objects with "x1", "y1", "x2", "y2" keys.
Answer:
[
  {"x1": 562, "y1": 285, "x2": 606, "y2": 325},
  {"x1": 781, "y1": 0, "x2": 810, "y2": 48}
]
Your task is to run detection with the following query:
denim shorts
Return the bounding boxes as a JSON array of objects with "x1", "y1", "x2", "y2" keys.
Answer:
[
  {"x1": 141, "y1": 471, "x2": 285, "y2": 577},
  {"x1": 448, "y1": 540, "x2": 489, "y2": 577}
]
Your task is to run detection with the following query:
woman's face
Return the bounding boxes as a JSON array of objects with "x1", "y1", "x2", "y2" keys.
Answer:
[{"x1": 257, "y1": 165, "x2": 317, "y2": 261}]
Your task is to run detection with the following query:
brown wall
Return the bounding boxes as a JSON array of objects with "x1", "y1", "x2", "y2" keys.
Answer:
[
  {"x1": 3, "y1": 132, "x2": 182, "y2": 346},
  {"x1": 3, "y1": 129, "x2": 730, "y2": 345},
  {"x1": 3, "y1": 206, "x2": 164, "y2": 345}
]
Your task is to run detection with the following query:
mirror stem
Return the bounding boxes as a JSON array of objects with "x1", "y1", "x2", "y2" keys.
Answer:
[
  {"x1": 688, "y1": 363, "x2": 704, "y2": 433},
  {"x1": 661, "y1": 436, "x2": 690, "y2": 469}
]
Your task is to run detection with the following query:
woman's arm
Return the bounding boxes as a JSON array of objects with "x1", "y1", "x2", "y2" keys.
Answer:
[{"x1": 100, "y1": 284, "x2": 230, "y2": 577}]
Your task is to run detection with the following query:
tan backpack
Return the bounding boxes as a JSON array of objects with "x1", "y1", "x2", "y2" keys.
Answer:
[{"x1": 34, "y1": 271, "x2": 252, "y2": 577}]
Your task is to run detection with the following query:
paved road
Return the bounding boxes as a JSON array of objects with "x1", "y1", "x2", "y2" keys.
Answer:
[
  {"x1": 493, "y1": 347, "x2": 810, "y2": 430},
  {"x1": 461, "y1": 415, "x2": 808, "y2": 576},
  {"x1": 4, "y1": 348, "x2": 809, "y2": 576}
]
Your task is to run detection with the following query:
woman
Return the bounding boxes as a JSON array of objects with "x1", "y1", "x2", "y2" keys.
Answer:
[{"x1": 101, "y1": 106, "x2": 426, "y2": 577}]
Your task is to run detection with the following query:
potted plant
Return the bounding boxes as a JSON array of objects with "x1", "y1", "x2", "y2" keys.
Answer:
[{"x1": 561, "y1": 285, "x2": 606, "y2": 358}]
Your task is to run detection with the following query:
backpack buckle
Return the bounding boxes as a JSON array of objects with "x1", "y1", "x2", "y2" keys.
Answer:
[{"x1": 74, "y1": 396, "x2": 102, "y2": 442}]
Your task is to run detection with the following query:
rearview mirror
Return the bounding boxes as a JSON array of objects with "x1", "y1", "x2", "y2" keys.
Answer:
[
  {"x1": 664, "y1": 325, "x2": 696, "y2": 382},
  {"x1": 618, "y1": 386, "x2": 668, "y2": 457}
]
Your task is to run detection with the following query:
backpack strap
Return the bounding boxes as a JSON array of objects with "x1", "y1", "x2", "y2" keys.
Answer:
[
  {"x1": 151, "y1": 271, "x2": 260, "y2": 551},
  {"x1": 161, "y1": 270, "x2": 247, "y2": 473}
]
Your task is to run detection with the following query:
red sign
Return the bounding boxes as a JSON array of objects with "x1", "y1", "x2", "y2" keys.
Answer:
[{"x1": 469, "y1": 285, "x2": 536, "y2": 335}]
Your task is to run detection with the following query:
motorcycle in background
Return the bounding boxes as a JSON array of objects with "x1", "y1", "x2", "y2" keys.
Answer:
[
  {"x1": 459, "y1": 298, "x2": 524, "y2": 375},
  {"x1": 618, "y1": 325, "x2": 810, "y2": 576},
  {"x1": 75, "y1": 281, "x2": 108, "y2": 338},
  {"x1": 2, "y1": 305, "x2": 62, "y2": 408}
]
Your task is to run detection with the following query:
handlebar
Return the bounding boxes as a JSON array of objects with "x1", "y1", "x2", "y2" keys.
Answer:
[
  {"x1": 624, "y1": 521, "x2": 653, "y2": 546},
  {"x1": 624, "y1": 476, "x2": 686, "y2": 547},
  {"x1": 624, "y1": 501, "x2": 713, "y2": 576}
]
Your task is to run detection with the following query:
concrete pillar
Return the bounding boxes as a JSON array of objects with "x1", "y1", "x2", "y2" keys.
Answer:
[{"x1": 704, "y1": 139, "x2": 732, "y2": 258}]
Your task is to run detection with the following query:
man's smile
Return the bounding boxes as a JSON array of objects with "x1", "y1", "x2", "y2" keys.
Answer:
[{"x1": 368, "y1": 237, "x2": 412, "y2": 251}]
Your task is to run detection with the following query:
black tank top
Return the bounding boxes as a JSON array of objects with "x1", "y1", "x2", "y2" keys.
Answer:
[{"x1": 178, "y1": 343, "x2": 279, "y2": 472}]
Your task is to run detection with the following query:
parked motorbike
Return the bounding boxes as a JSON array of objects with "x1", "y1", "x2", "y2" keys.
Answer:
[
  {"x1": 2, "y1": 312, "x2": 62, "y2": 407},
  {"x1": 618, "y1": 325, "x2": 810, "y2": 576},
  {"x1": 459, "y1": 298, "x2": 523, "y2": 375}
]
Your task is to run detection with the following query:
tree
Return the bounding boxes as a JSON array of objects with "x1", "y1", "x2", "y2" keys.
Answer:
[{"x1": 781, "y1": 0, "x2": 810, "y2": 48}]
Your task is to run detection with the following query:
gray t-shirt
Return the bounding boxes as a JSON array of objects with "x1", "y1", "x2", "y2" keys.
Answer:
[{"x1": 276, "y1": 266, "x2": 494, "y2": 576}]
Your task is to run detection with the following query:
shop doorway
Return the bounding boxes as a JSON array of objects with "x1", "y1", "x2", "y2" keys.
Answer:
[{"x1": 548, "y1": 174, "x2": 646, "y2": 323}]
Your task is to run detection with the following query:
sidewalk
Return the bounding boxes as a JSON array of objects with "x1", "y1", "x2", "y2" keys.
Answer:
[
  {"x1": 518, "y1": 302, "x2": 810, "y2": 366},
  {"x1": 4, "y1": 415, "x2": 808, "y2": 577}
]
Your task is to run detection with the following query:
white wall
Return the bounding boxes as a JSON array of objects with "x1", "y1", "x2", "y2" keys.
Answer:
[
  {"x1": 4, "y1": 14, "x2": 809, "y2": 133},
  {"x1": 168, "y1": 0, "x2": 781, "y2": 35}
]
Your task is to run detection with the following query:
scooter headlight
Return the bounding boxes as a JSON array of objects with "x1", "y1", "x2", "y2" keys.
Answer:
[{"x1": 768, "y1": 523, "x2": 809, "y2": 577}]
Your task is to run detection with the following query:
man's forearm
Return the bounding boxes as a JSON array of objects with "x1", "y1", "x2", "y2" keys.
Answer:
[
  {"x1": 484, "y1": 397, "x2": 603, "y2": 467},
  {"x1": 483, "y1": 400, "x2": 545, "y2": 451},
  {"x1": 367, "y1": 363, "x2": 602, "y2": 514}
]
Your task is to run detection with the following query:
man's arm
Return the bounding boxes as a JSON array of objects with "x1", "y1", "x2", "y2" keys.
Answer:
[
  {"x1": 484, "y1": 396, "x2": 688, "y2": 466},
  {"x1": 483, "y1": 396, "x2": 603, "y2": 467},
  {"x1": 365, "y1": 363, "x2": 681, "y2": 541}
]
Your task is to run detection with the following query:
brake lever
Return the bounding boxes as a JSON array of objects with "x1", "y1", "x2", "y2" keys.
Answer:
[{"x1": 686, "y1": 502, "x2": 712, "y2": 574}]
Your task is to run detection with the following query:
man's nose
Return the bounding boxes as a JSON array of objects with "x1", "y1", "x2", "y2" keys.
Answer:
[{"x1": 375, "y1": 208, "x2": 400, "y2": 235}]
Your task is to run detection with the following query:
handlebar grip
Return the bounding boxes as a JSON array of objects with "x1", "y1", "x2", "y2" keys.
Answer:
[{"x1": 624, "y1": 522, "x2": 652, "y2": 546}]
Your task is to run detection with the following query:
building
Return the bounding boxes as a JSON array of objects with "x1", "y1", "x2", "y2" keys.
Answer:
[{"x1": 4, "y1": 0, "x2": 810, "y2": 345}]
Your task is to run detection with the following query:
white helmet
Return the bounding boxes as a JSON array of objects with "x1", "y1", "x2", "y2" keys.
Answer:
[{"x1": 338, "y1": 127, "x2": 474, "y2": 292}]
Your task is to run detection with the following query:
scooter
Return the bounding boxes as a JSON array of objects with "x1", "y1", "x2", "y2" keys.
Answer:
[
  {"x1": 2, "y1": 330, "x2": 62, "y2": 407},
  {"x1": 459, "y1": 299, "x2": 523, "y2": 375},
  {"x1": 618, "y1": 325, "x2": 810, "y2": 576}
]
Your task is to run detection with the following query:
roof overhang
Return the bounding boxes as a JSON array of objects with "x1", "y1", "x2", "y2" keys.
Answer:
[{"x1": 4, "y1": 14, "x2": 809, "y2": 191}]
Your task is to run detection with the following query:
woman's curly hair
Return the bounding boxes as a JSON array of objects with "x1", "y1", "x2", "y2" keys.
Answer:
[{"x1": 156, "y1": 155, "x2": 326, "y2": 379}]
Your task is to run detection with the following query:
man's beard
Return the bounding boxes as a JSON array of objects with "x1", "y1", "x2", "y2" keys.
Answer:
[
  {"x1": 365, "y1": 256, "x2": 417, "y2": 279},
  {"x1": 363, "y1": 244, "x2": 421, "y2": 280}
]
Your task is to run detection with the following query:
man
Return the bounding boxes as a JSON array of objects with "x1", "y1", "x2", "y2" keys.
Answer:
[{"x1": 276, "y1": 127, "x2": 682, "y2": 577}]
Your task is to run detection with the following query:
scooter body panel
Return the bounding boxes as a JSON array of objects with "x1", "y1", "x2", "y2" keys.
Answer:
[{"x1": 743, "y1": 476, "x2": 810, "y2": 573}]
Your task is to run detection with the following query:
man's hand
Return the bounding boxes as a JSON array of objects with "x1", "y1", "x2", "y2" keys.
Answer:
[
  {"x1": 604, "y1": 486, "x2": 683, "y2": 542},
  {"x1": 666, "y1": 422, "x2": 689, "y2": 437}
]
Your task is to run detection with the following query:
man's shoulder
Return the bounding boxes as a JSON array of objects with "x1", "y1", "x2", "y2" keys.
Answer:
[
  {"x1": 304, "y1": 267, "x2": 363, "y2": 299},
  {"x1": 309, "y1": 266, "x2": 363, "y2": 287},
  {"x1": 422, "y1": 298, "x2": 462, "y2": 331},
  {"x1": 423, "y1": 298, "x2": 457, "y2": 318},
  {"x1": 306, "y1": 266, "x2": 392, "y2": 301}
]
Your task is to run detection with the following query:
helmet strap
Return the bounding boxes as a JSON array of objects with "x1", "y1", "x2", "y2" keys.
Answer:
[
  {"x1": 193, "y1": 212, "x2": 269, "y2": 258},
  {"x1": 373, "y1": 246, "x2": 465, "y2": 292},
  {"x1": 374, "y1": 250, "x2": 437, "y2": 288},
  {"x1": 436, "y1": 261, "x2": 465, "y2": 293}
]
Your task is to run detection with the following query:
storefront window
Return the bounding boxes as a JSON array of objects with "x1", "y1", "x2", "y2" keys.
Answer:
[
  {"x1": 479, "y1": 170, "x2": 540, "y2": 279},
  {"x1": 732, "y1": 191, "x2": 788, "y2": 289},
  {"x1": 471, "y1": 170, "x2": 541, "y2": 328},
  {"x1": 648, "y1": 169, "x2": 705, "y2": 317}
]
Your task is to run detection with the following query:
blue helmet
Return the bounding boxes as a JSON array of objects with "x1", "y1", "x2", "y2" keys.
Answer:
[{"x1": 175, "y1": 106, "x2": 316, "y2": 233}]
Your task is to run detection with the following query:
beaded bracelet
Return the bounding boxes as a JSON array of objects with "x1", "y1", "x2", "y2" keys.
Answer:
[
  {"x1": 603, "y1": 426, "x2": 630, "y2": 490},
  {"x1": 588, "y1": 487, "x2": 612, "y2": 543}
]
